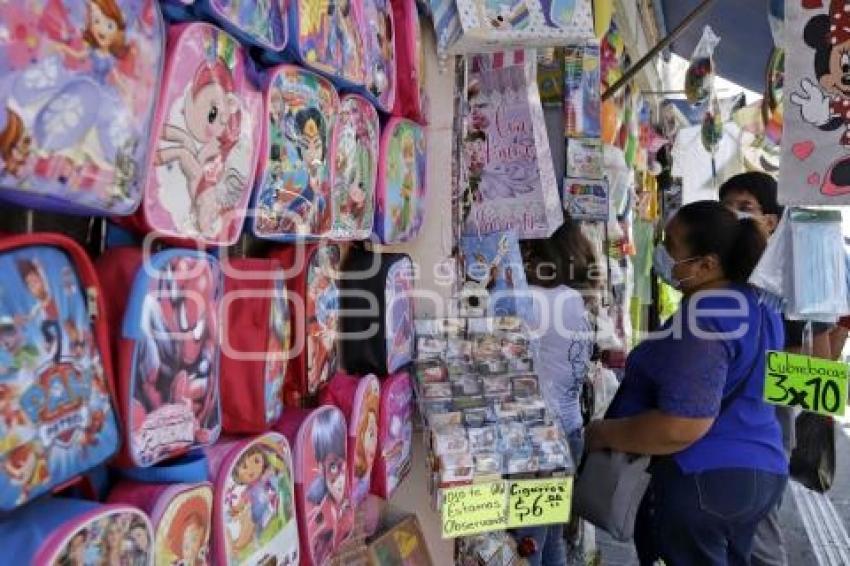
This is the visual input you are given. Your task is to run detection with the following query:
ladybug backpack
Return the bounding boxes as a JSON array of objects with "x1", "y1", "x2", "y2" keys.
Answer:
[
  {"x1": 205, "y1": 432, "x2": 300, "y2": 566},
  {"x1": 253, "y1": 65, "x2": 340, "y2": 241},
  {"x1": 96, "y1": 246, "x2": 222, "y2": 467},
  {"x1": 195, "y1": 0, "x2": 288, "y2": 56},
  {"x1": 339, "y1": 247, "x2": 414, "y2": 376},
  {"x1": 371, "y1": 371, "x2": 413, "y2": 499},
  {"x1": 0, "y1": 233, "x2": 120, "y2": 511},
  {"x1": 0, "y1": 0, "x2": 165, "y2": 215}
]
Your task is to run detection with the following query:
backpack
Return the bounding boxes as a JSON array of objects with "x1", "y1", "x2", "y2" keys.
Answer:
[
  {"x1": 126, "y1": 23, "x2": 264, "y2": 247},
  {"x1": 0, "y1": 0, "x2": 165, "y2": 215},
  {"x1": 371, "y1": 372, "x2": 413, "y2": 499},
  {"x1": 205, "y1": 433, "x2": 300, "y2": 566},
  {"x1": 253, "y1": 65, "x2": 340, "y2": 241},
  {"x1": 0, "y1": 497, "x2": 153, "y2": 565},
  {"x1": 374, "y1": 118, "x2": 427, "y2": 244},
  {"x1": 160, "y1": 0, "x2": 197, "y2": 21},
  {"x1": 318, "y1": 373, "x2": 381, "y2": 506},
  {"x1": 360, "y1": 0, "x2": 397, "y2": 112},
  {"x1": 220, "y1": 257, "x2": 290, "y2": 433},
  {"x1": 276, "y1": 406, "x2": 355, "y2": 566},
  {"x1": 269, "y1": 243, "x2": 341, "y2": 407},
  {"x1": 328, "y1": 94, "x2": 380, "y2": 241},
  {"x1": 195, "y1": 0, "x2": 288, "y2": 55},
  {"x1": 339, "y1": 248, "x2": 414, "y2": 376},
  {"x1": 391, "y1": 0, "x2": 428, "y2": 123},
  {"x1": 0, "y1": 233, "x2": 120, "y2": 511},
  {"x1": 96, "y1": 246, "x2": 222, "y2": 467}
]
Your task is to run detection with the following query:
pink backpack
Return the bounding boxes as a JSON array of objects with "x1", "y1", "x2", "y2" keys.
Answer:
[
  {"x1": 253, "y1": 65, "x2": 340, "y2": 241},
  {"x1": 0, "y1": 0, "x2": 164, "y2": 215},
  {"x1": 276, "y1": 406, "x2": 354, "y2": 566},
  {"x1": 318, "y1": 373, "x2": 381, "y2": 506},
  {"x1": 328, "y1": 94, "x2": 380, "y2": 241},
  {"x1": 374, "y1": 118, "x2": 427, "y2": 244},
  {"x1": 360, "y1": 0, "x2": 397, "y2": 112},
  {"x1": 205, "y1": 433, "x2": 300, "y2": 566},
  {"x1": 96, "y1": 247, "x2": 222, "y2": 467},
  {"x1": 196, "y1": 0, "x2": 288, "y2": 55},
  {"x1": 371, "y1": 372, "x2": 413, "y2": 499},
  {"x1": 128, "y1": 23, "x2": 263, "y2": 246},
  {"x1": 391, "y1": 0, "x2": 428, "y2": 123}
]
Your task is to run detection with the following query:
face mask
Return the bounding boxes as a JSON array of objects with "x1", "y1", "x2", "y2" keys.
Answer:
[
  {"x1": 734, "y1": 210, "x2": 754, "y2": 220},
  {"x1": 653, "y1": 246, "x2": 697, "y2": 290}
]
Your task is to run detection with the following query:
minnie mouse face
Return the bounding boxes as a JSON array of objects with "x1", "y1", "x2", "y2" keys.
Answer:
[
  {"x1": 820, "y1": 39, "x2": 850, "y2": 96},
  {"x1": 805, "y1": 11, "x2": 850, "y2": 98}
]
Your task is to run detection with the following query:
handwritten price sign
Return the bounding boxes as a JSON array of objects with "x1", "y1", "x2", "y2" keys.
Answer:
[
  {"x1": 764, "y1": 351, "x2": 848, "y2": 417},
  {"x1": 507, "y1": 478, "x2": 573, "y2": 528}
]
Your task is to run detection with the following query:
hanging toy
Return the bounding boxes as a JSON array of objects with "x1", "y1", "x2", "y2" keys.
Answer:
[
  {"x1": 594, "y1": 0, "x2": 614, "y2": 40},
  {"x1": 702, "y1": 94, "x2": 723, "y2": 182},
  {"x1": 685, "y1": 26, "x2": 720, "y2": 105}
]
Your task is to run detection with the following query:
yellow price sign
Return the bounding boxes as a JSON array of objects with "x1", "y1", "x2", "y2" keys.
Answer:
[
  {"x1": 764, "y1": 351, "x2": 848, "y2": 417},
  {"x1": 441, "y1": 481, "x2": 508, "y2": 538},
  {"x1": 507, "y1": 478, "x2": 573, "y2": 528}
]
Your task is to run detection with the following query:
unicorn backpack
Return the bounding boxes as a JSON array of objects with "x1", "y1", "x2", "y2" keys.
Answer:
[
  {"x1": 391, "y1": 0, "x2": 428, "y2": 123},
  {"x1": 253, "y1": 65, "x2": 340, "y2": 241},
  {"x1": 328, "y1": 94, "x2": 380, "y2": 241},
  {"x1": 130, "y1": 23, "x2": 263, "y2": 246},
  {"x1": 276, "y1": 406, "x2": 354, "y2": 566},
  {"x1": 0, "y1": 497, "x2": 154, "y2": 565},
  {"x1": 374, "y1": 118, "x2": 427, "y2": 244},
  {"x1": 318, "y1": 373, "x2": 381, "y2": 507},
  {"x1": 205, "y1": 432, "x2": 300, "y2": 566},
  {"x1": 372, "y1": 372, "x2": 413, "y2": 499},
  {"x1": 96, "y1": 246, "x2": 222, "y2": 467},
  {"x1": 0, "y1": 0, "x2": 165, "y2": 215},
  {"x1": 360, "y1": 0, "x2": 397, "y2": 112},
  {"x1": 195, "y1": 0, "x2": 288, "y2": 56},
  {"x1": 0, "y1": 233, "x2": 120, "y2": 511}
]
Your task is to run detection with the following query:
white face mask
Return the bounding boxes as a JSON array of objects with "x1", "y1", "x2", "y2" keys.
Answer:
[
  {"x1": 734, "y1": 210, "x2": 754, "y2": 220},
  {"x1": 652, "y1": 246, "x2": 698, "y2": 290}
]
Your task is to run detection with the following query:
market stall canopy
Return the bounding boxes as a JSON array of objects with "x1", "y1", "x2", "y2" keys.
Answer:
[{"x1": 659, "y1": 0, "x2": 775, "y2": 94}]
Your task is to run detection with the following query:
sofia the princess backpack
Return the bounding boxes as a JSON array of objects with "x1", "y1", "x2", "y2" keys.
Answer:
[
  {"x1": 276, "y1": 406, "x2": 354, "y2": 566},
  {"x1": 95, "y1": 246, "x2": 222, "y2": 467},
  {"x1": 0, "y1": 0, "x2": 165, "y2": 216},
  {"x1": 126, "y1": 22, "x2": 263, "y2": 247},
  {"x1": 205, "y1": 432, "x2": 300, "y2": 566},
  {"x1": 0, "y1": 233, "x2": 120, "y2": 511},
  {"x1": 195, "y1": 0, "x2": 288, "y2": 56},
  {"x1": 253, "y1": 65, "x2": 340, "y2": 241},
  {"x1": 371, "y1": 371, "x2": 413, "y2": 499}
]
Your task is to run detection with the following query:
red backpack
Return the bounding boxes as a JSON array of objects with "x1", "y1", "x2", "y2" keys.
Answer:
[{"x1": 391, "y1": 0, "x2": 428, "y2": 123}]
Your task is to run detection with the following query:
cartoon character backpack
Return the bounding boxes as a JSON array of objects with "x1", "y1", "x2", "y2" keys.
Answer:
[
  {"x1": 391, "y1": 0, "x2": 428, "y2": 123},
  {"x1": 339, "y1": 248, "x2": 414, "y2": 376},
  {"x1": 0, "y1": 0, "x2": 165, "y2": 216},
  {"x1": 276, "y1": 406, "x2": 354, "y2": 566},
  {"x1": 96, "y1": 246, "x2": 222, "y2": 467},
  {"x1": 371, "y1": 372, "x2": 413, "y2": 499},
  {"x1": 375, "y1": 118, "x2": 427, "y2": 244},
  {"x1": 283, "y1": 0, "x2": 366, "y2": 88},
  {"x1": 360, "y1": 0, "x2": 397, "y2": 112},
  {"x1": 160, "y1": 0, "x2": 197, "y2": 21},
  {"x1": 109, "y1": 463, "x2": 213, "y2": 566},
  {"x1": 205, "y1": 432, "x2": 300, "y2": 566},
  {"x1": 253, "y1": 66, "x2": 340, "y2": 241},
  {"x1": 329, "y1": 94, "x2": 380, "y2": 241},
  {"x1": 0, "y1": 497, "x2": 153, "y2": 565},
  {"x1": 0, "y1": 233, "x2": 119, "y2": 511},
  {"x1": 220, "y1": 257, "x2": 290, "y2": 434},
  {"x1": 128, "y1": 23, "x2": 263, "y2": 247},
  {"x1": 269, "y1": 243, "x2": 341, "y2": 408},
  {"x1": 318, "y1": 373, "x2": 381, "y2": 507},
  {"x1": 195, "y1": 0, "x2": 288, "y2": 55}
]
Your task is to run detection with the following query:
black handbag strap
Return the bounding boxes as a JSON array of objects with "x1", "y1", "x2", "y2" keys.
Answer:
[{"x1": 719, "y1": 308, "x2": 764, "y2": 416}]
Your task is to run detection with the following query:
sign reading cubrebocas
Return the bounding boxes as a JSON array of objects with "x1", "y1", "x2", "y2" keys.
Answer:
[{"x1": 764, "y1": 351, "x2": 848, "y2": 417}]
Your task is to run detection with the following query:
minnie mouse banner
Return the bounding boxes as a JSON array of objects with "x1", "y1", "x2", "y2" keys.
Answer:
[{"x1": 782, "y1": 0, "x2": 850, "y2": 204}]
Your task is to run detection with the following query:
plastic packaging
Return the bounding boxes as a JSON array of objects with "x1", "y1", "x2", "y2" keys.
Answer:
[
  {"x1": 749, "y1": 210, "x2": 791, "y2": 310},
  {"x1": 685, "y1": 26, "x2": 720, "y2": 104}
]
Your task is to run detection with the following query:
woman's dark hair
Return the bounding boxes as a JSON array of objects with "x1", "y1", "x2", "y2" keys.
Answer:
[
  {"x1": 675, "y1": 200, "x2": 767, "y2": 284},
  {"x1": 522, "y1": 215, "x2": 599, "y2": 290}
]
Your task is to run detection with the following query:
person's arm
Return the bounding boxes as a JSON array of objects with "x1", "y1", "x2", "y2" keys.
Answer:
[
  {"x1": 586, "y1": 411, "x2": 714, "y2": 455},
  {"x1": 829, "y1": 326, "x2": 848, "y2": 361},
  {"x1": 785, "y1": 328, "x2": 832, "y2": 358}
]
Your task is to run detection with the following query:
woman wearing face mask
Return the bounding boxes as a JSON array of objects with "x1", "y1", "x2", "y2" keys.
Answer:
[{"x1": 585, "y1": 201, "x2": 788, "y2": 566}]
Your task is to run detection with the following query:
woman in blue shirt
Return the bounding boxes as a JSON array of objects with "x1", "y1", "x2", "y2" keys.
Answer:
[{"x1": 586, "y1": 201, "x2": 788, "y2": 566}]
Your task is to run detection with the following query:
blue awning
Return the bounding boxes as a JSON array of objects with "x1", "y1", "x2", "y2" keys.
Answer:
[{"x1": 660, "y1": 0, "x2": 775, "y2": 95}]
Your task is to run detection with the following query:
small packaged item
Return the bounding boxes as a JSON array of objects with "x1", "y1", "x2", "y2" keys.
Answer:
[
  {"x1": 529, "y1": 425, "x2": 560, "y2": 446},
  {"x1": 468, "y1": 426, "x2": 498, "y2": 453},
  {"x1": 499, "y1": 422, "x2": 527, "y2": 451},
  {"x1": 429, "y1": 412, "x2": 463, "y2": 429},
  {"x1": 463, "y1": 407, "x2": 489, "y2": 428},
  {"x1": 432, "y1": 428, "x2": 469, "y2": 456},
  {"x1": 501, "y1": 333, "x2": 530, "y2": 360},
  {"x1": 473, "y1": 335, "x2": 502, "y2": 362},
  {"x1": 415, "y1": 360, "x2": 449, "y2": 384},
  {"x1": 422, "y1": 398, "x2": 454, "y2": 416},
  {"x1": 685, "y1": 26, "x2": 720, "y2": 104},
  {"x1": 453, "y1": 395, "x2": 488, "y2": 411},
  {"x1": 439, "y1": 453, "x2": 474, "y2": 485},
  {"x1": 512, "y1": 375, "x2": 540, "y2": 399},
  {"x1": 537, "y1": 443, "x2": 571, "y2": 472},
  {"x1": 482, "y1": 375, "x2": 512, "y2": 396},
  {"x1": 474, "y1": 452, "x2": 503, "y2": 476},
  {"x1": 495, "y1": 404, "x2": 522, "y2": 423},
  {"x1": 417, "y1": 336, "x2": 447, "y2": 359},
  {"x1": 507, "y1": 448, "x2": 537, "y2": 474},
  {"x1": 520, "y1": 399, "x2": 548, "y2": 425},
  {"x1": 422, "y1": 382, "x2": 453, "y2": 399},
  {"x1": 447, "y1": 357, "x2": 474, "y2": 377},
  {"x1": 447, "y1": 339, "x2": 474, "y2": 359},
  {"x1": 477, "y1": 358, "x2": 509, "y2": 375},
  {"x1": 452, "y1": 375, "x2": 483, "y2": 397}
]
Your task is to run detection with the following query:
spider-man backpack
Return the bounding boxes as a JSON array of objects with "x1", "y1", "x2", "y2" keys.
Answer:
[
  {"x1": 195, "y1": 0, "x2": 287, "y2": 55},
  {"x1": 0, "y1": 0, "x2": 164, "y2": 215},
  {"x1": 372, "y1": 372, "x2": 413, "y2": 499},
  {"x1": 96, "y1": 246, "x2": 222, "y2": 467},
  {"x1": 0, "y1": 233, "x2": 120, "y2": 511},
  {"x1": 391, "y1": 0, "x2": 428, "y2": 123}
]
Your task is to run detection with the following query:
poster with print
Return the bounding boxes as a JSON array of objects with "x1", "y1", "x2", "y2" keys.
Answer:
[{"x1": 563, "y1": 177, "x2": 609, "y2": 221}]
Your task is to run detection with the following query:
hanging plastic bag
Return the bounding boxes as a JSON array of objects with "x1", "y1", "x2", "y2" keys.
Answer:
[
  {"x1": 701, "y1": 96, "x2": 724, "y2": 154},
  {"x1": 685, "y1": 26, "x2": 720, "y2": 104},
  {"x1": 749, "y1": 210, "x2": 791, "y2": 309}
]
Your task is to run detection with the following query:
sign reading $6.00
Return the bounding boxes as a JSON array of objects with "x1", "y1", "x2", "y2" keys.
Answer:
[{"x1": 764, "y1": 351, "x2": 848, "y2": 417}]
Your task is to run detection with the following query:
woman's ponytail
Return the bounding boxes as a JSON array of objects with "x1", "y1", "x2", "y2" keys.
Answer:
[{"x1": 725, "y1": 218, "x2": 768, "y2": 283}]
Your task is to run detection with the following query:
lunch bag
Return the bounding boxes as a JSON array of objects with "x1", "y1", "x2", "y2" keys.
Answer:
[
  {"x1": 0, "y1": 0, "x2": 165, "y2": 215},
  {"x1": 254, "y1": 65, "x2": 340, "y2": 241},
  {"x1": 374, "y1": 118, "x2": 427, "y2": 244},
  {"x1": 128, "y1": 23, "x2": 263, "y2": 247},
  {"x1": 328, "y1": 94, "x2": 380, "y2": 241},
  {"x1": 318, "y1": 373, "x2": 381, "y2": 506},
  {"x1": 371, "y1": 372, "x2": 413, "y2": 499},
  {"x1": 0, "y1": 497, "x2": 153, "y2": 565},
  {"x1": 339, "y1": 248, "x2": 414, "y2": 376},
  {"x1": 360, "y1": 0, "x2": 397, "y2": 112},
  {"x1": 269, "y1": 243, "x2": 341, "y2": 407},
  {"x1": 96, "y1": 246, "x2": 222, "y2": 467},
  {"x1": 276, "y1": 406, "x2": 354, "y2": 566},
  {"x1": 391, "y1": 0, "x2": 428, "y2": 123},
  {"x1": 195, "y1": 0, "x2": 288, "y2": 55},
  {"x1": 220, "y1": 257, "x2": 290, "y2": 434},
  {"x1": 205, "y1": 432, "x2": 300, "y2": 566},
  {"x1": 0, "y1": 233, "x2": 120, "y2": 511}
]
